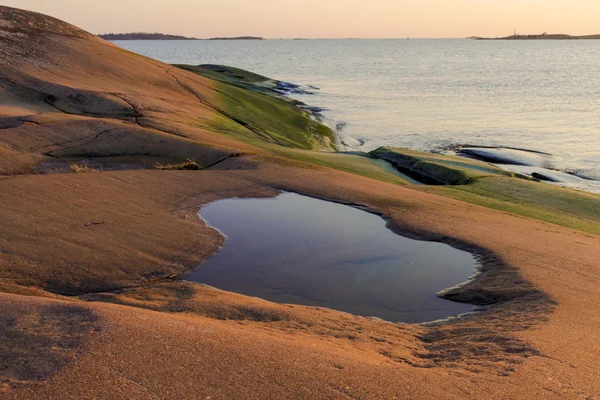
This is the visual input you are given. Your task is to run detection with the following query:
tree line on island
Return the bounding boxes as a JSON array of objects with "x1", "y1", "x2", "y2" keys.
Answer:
[
  {"x1": 98, "y1": 33, "x2": 264, "y2": 40},
  {"x1": 470, "y1": 32, "x2": 600, "y2": 40}
]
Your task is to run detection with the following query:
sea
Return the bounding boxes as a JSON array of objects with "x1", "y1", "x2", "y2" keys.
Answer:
[{"x1": 113, "y1": 39, "x2": 600, "y2": 194}]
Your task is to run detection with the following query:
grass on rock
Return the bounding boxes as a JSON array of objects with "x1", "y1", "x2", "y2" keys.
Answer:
[
  {"x1": 70, "y1": 163, "x2": 99, "y2": 173},
  {"x1": 154, "y1": 159, "x2": 201, "y2": 171}
]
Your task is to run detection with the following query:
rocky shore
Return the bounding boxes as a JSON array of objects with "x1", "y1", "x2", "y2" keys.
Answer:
[{"x1": 1, "y1": 5, "x2": 600, "y2": 399}]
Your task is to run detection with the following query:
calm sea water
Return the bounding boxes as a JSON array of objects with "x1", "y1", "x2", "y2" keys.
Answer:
[{"x1": 115, "y1": 39, "x2": 600, "y2": 193}]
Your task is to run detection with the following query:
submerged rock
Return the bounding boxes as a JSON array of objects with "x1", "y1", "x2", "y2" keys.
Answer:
[
  {"x1": 570, "y1": 169, "x2": 600, "y2": 181},
  {"x1": 336, "y1": 121, "x2": 347, "y2": 131},
  {"x1": 532, "y1": 172, "x2": 557, "y2": 182},
  {"x1": 459, "y1": 147, "x2": 553, "y2": 167},
  {"x1": 275, "y1": 81, "x2": 315, "y2": 95},
  {"x1": 500, "y1": 165, "x2": 584, "y2": 183}
]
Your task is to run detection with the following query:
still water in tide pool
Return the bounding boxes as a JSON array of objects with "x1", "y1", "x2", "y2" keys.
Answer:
[
  {"x1": 115, "y1": 39, "x2": 600, "y2": 193},
  {"x1": 185, "y1": 193, "x2": 476, "y2": 323}
]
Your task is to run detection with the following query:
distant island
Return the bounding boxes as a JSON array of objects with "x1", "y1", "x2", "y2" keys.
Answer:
[
  {"x1": 207, "y1": 36, "x2": 264, "y2": 41},
  {"x1": 98, "y1": 33, "x2": 265, "y2": 41},
  {"x1": 472, "y1": 33, "x2": 600, "y2": 40},
  {"x1": 98, "y1": 33, "x2": 200, "y2": 40}
]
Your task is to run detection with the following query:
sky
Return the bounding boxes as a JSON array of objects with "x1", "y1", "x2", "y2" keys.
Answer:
[{"x1": 4, "y1": 0, "x2": 600, "y2": 39}]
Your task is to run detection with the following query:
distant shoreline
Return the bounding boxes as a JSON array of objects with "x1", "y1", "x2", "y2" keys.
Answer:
[
  {"x1": 208, "y1": 36, "x2": 265, "y2": 41},
  {"x1": 98, "y1": 33, "x2": 265, "y2": 41},
  {"x1": 471, "y1": 33, "x2": 600, "y2": 40},
  {"x1": 98, "y1": 33, "x2": 200, "y2": 40}
]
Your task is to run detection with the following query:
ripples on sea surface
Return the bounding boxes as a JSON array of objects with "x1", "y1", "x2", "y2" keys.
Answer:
[{"x1": 115, "y1": 39, "x2": 600, "y2": 193}]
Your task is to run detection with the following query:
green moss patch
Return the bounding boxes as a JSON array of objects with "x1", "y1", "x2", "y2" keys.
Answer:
[
  {"x1": 421, "y1": 177, "x2": 600, "y2": 235},
  {"x1": 370, "y1": 147, "x2": 600, "y2": 235},
  {"x1": 370, "y1": 147, "x2": 512, "y2": 185},
  {"x1": 176, "y1": 64, "x2": 272, "y2": 89},
  {"x1": 271, "y1": 148, "x2": 411, "y2": 185},
  {"x1": 175, "y1": 65, "x2": 335, "y2": 151}
]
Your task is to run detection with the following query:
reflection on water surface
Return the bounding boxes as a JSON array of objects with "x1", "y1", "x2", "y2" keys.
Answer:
[{"x1": 185, "y1": 193, "x2": 476, "y2": 323}]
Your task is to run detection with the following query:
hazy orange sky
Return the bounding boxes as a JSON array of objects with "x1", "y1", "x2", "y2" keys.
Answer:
[{"x1": 5, "y1": 0, "x2": 600, "y2": 38}]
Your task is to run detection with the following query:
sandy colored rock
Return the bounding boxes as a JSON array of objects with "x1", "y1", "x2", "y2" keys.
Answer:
[{"x1": 1, "y1": 5, "x2": 599, "y2": 399}]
